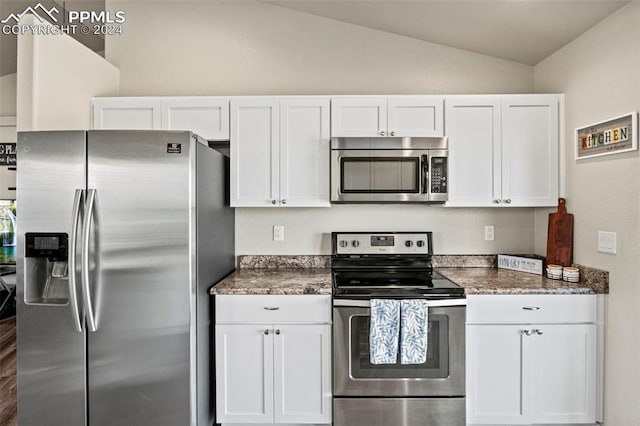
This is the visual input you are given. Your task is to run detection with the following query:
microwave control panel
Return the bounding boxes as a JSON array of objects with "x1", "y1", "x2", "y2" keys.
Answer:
[{"x1": 431, "y1": 157, "x2": 448, "y2": 194}]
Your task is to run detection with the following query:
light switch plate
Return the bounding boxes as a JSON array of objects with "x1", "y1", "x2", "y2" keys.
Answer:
[
  {"x1": 484, "y1": 225, "x2": 495, "y2": 241},
  {"x1": 597, "y1": 231, "x2": 616, "y2": 254}
]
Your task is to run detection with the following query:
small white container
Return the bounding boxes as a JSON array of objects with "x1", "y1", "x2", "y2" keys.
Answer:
[
  {"x1": 563, "y1": 267, "x2": 580, "y2": 282},
  {"x1": 546, "y1": 264, "x2": 563, "y2": 280}
]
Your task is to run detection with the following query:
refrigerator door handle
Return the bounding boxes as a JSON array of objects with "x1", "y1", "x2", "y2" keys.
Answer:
[
  {"x1": 81, "y1": 188, "x2": 98, "y2": 332},
  {"x1": 68, "y1": 189, "x2": 84, "y2": 333}
]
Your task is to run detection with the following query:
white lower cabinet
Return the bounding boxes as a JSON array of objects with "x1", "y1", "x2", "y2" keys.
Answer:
[
  {"x1": 215, "y1": 295, "x2": 332, "y2": 425},
  {"x1": 466, "y1": 295, "x2": 599, "y2": 425}
]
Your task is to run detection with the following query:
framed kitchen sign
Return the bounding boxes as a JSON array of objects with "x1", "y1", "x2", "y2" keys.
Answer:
[{"x1": 576, "y1": 112, "x2": 637, "y2": 160}]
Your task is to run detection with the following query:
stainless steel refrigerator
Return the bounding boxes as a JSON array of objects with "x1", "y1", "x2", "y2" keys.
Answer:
[{"x1": 16, "y1": 130, "x2": 234, "y2": 426}]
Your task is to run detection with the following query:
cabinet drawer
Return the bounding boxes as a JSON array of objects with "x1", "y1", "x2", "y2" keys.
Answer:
[
  {"x1": 216, "y1": 295, "x2": 331, "y2": 324},
  {"x1": 467, "y1": 295, "x2": 597, "y2": 324}
]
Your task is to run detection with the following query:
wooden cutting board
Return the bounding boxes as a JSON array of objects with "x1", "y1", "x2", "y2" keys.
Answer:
[{"x1": 546, "y1": 198, "x2": 574, "y2": 266}]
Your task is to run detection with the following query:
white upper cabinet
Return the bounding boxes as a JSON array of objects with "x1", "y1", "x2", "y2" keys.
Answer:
[
  {"x1": 331, "y1": 96, "x2": 443, "y2": 137},
  {"x1": 279, "y1": 98, "x2": 331, "y2": 207},
  {"x1": 330, "y1": 97, "x2": 387, "y2": 137},
  {"x1": 94, "y1": 97, "x2": 162, "y2": 130},
  {"x1": 445, "y1": 94, "x2": 560, "y2": 207},
  {"x1": 501, "y1": 95, "x2": 559, "y2": 207},
  {"x1": 387, "y1": 96, "x2": 444, "y2": 137},
  {"x1": 162, "y1": 97, "x2": 229, "y2": 140},
  {"x1": 93, "y1": 97, "x2": 230, "y2": 140},
  {"x1": 231, "y1": 97, "x2": 330, "y2": 208},
  {"x1": 445, "y1": 96, "x2": 501, "y2": 207},
  {"x1": 230, "y1": 98, "x2": 279, "y2": 207}
]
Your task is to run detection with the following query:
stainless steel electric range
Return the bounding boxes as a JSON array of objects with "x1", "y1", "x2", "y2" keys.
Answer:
[{"x1": 332, "y1": 232, "x2": 466, "y2": 426}]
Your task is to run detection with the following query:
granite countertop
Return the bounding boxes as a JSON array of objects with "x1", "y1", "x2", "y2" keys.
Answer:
[
  {"x1": 210, "y1": 255, "x2": 608, "y2": 296},
  {"x1": 210, "y1": 268, "x2": 332, "y2": 295},
  {"x1": 437, "y1": 267, "x2": 608, "y2": 294}
]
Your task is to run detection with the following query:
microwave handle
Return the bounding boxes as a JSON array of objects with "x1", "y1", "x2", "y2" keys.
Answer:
[{"x1": 421, "y1": 154, "x2": 430, "y2": 194}]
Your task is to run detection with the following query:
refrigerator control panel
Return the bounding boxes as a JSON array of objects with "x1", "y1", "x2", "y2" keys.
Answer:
[{"x1": 25, "y1": 232, "x2": 68, "y2": 260}]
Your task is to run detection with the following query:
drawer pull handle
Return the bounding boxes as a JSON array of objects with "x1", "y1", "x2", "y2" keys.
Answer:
[
  {"x1": 522, "y1": 306, "x2": 540, "y2": 311},
  {"x1": 264, "y1": 329, "x2": 270, "y2": 335},
  {"x1": 521, "y1": 329, "x2": 533, "y2": 336},
  {"x1": 264, "y1": 307, "x2": 280, "y2": 311},
  {"x1": 275, "y1": 329, "x2": 281, "y2": 335},
  {"x1": 533, "y1": 329, "x2": 543, "y2": 335}
]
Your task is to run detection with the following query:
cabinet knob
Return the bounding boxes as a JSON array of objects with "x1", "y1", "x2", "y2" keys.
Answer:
[
  {"x1": 275, "y1": 329, "x2": 281, "y2": 335},
  {"x1": 504, "y1": 199, "x2": 512, "y2": 204},
  {"x1": 521, "y1": 329, "x2": 533, "y2": 336},
  {"x1": 271, "y1": 200, "x2": 277, "y2": 205},
  {"x1": 493, "y1": 199, "x2": 501, "y2": 204},
  {"x1": 380, "y1": 131, "x2": 386, "y2": 136},
  {"x1": 390, "y1": 131, "x2": 396, "y2": 136},
  {"x1": 264, "y1": 329, "x2": 270, "y2": 335},
  {"x1": 534, "y1": 329, "x2": 543, "y2": 335},
  {"x1": 281, "y1": 199, "x2": 287, "y2": 205}
]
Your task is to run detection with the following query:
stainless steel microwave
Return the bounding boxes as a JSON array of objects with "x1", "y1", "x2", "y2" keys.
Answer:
[{"x1": 330, "y1": 137, "x2": 448, "y2": 203}]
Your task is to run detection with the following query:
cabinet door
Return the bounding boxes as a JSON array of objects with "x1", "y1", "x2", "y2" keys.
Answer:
[
  {"x1": 215, "y1": 325, "x2": 274, "y2": 423},
  {"x1": 230, "y1": 98, "x2": 279, "y2": 207},
  {"x1": 445, "y1": 96, "x2": 501, "y2": 207},
  {"x1": 331, "y1": 98, "x2": 387, "y2": 137},
  {"x1": 531, "y1": 324, "x2": 597, "y2": 424},
  {"x1": 466, "y1": 325, "x2": 532, "y2": 425},
  {"x1": 93, "y1": 98, "x2": 162, "y2": 130},
  {"x1": 162, "y1": 97, "x2": 229, "y2": 140},
  {"x1": 387, "y1": 96, "x2": 443, "y2": 137},
  {"x1": 502, "y1": 95, "x2": 559, "y2": 207},
  {"x1": 279, "y1": 98, "x2": 330, "y2": 207},
  {"x1": 273, "y1": 325, "x2": 332, "y2": 424}
]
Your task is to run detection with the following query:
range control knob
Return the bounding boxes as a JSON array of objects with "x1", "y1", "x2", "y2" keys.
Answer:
[
  {"x1": 352, "y1": 240, "x2": 360, "y2": 247},
  {"x1": 416, "y1": 240, "x2": 425, "y2": 247},
  {"x1": 339, "y1": 240, "x2": 348, "y2": 248},
  {"x1": 405, "y1": 240, "x2": 413, "y2": 247}
]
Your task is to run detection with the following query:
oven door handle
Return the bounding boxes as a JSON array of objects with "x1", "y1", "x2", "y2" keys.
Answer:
[{"x1": 333, "y1": 298, "x2": 466, "y2": 308}]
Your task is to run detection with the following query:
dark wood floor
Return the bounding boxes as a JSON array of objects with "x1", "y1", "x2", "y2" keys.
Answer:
[{"x1": 0, "y1": 317, "x2": 17, "y2": 426}]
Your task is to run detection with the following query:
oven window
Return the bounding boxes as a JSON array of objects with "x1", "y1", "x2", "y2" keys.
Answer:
[
  {"x1": 340, "y1": 157, "x2": 420, "y2": 193},
  {"x1": 350, "y1": 314, "x2": 449, "y2": 379}
]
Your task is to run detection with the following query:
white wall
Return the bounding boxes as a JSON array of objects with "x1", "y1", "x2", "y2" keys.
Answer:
[
  {"x1": 16, "y1": 16, "x2": 119, "y2": 131},
  {"x1": 0, "y1": 73, "x2": 17, "y2": 117},
  {"x1": 534, "y1": 3, "x2": 640, "y2": 424},
  {"x1": 237, "y1": 206, "x2": 535, "y2": 255},
  {"x1": 106, "y1": 0, "x2": 536, "y2": 255},
  {"x1": 107, "y1": 1, "x2": 533, "y2": 96}
]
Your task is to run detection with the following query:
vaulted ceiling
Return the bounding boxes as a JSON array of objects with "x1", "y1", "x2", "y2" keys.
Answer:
[{"x1": 264, "y1": 0, "x2": 630, "y2": 65}]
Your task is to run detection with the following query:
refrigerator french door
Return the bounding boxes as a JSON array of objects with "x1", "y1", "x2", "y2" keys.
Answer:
[{"x1": 16, "y1": 130, "x2": 234, "y2": 426}]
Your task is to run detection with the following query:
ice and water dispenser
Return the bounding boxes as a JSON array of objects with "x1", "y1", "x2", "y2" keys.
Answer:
[{"x1": 24, "y1": 232, "x2": 70, "y2": 305}]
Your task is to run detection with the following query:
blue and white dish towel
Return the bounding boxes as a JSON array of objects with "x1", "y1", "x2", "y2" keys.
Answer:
[
  {"x1": 369, "y1": 299, "x2": 401, "y2": 364},
  {"x1": 400, "y1": 299, "x2": 429, "y2": 364},
  {"x1": 369, "y1": 299, "x2": 429, "y2": 365}
]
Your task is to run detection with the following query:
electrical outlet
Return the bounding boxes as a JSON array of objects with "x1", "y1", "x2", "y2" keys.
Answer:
[
  {"x1": 484, "y1": 225, "x2": 495, "y2": 241},
  {"x1": 597, "y1": 231, "x2": 616, "y2": 254},
  {"x1": 273, "y1": 225, "x2": 284, "y2": 242}
]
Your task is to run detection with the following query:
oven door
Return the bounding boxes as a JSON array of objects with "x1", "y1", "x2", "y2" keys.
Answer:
[
  {"x1": 331, "y1": 149, "x2": 432, "y2": 202},
  {"x1": 333, "y1": 299, "x2": 465, "y2": 397}
]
